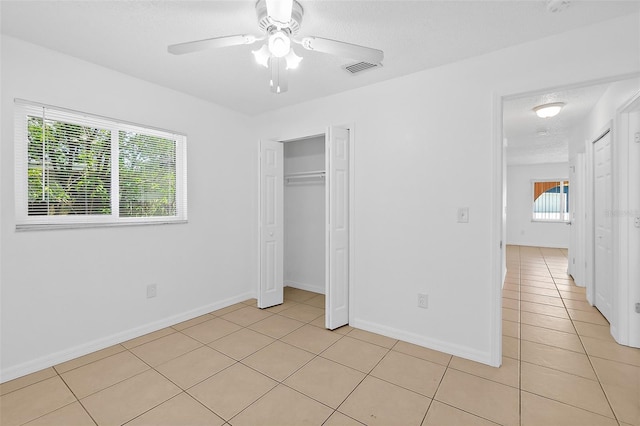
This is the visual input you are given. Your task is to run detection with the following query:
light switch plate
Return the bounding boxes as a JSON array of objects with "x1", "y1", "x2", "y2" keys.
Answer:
[{"x1": 457, "y1": 207, "x2": 469, "y2": 223}]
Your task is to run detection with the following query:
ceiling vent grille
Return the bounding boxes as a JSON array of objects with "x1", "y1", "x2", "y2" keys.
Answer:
[{"x1": 344, "y1": 61, "x2": 380, "y2": 75}]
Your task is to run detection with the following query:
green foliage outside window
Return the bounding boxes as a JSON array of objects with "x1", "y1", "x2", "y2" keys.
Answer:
[
  {"x1": 119, "y1": 131, "x2": 176, "y2": 217},
  {"x1": 27, "y1": 117, "x2": 111, "y2": 216},
  {"x1": 27, "y1": 118, "x2": 177, "y2": 218}
]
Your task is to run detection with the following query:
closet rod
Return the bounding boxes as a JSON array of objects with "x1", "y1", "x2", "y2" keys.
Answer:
[
  {"x1": 284, "y1": 170, "x2": 325, "y2": 181},
  {"x1": 284, "y1": 170, "x2": 325, "y2": 178}
]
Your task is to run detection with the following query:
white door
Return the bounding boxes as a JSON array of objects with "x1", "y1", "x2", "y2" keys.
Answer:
[
  {"x1": 325, "y1": 127, "x2": 350, "y2": 329},
  {"x1": 568, "y1": 161, "x2": 577, "y2": 278},
  {"x1": 573, "y1": 153, "x2": 585, "y2": 286},
  {"x1": 593, "y1": 131, "x2": 613, "y2": 322},
  {"x1": 258, "y1": 140, "x2": 284, "y2": 308}
]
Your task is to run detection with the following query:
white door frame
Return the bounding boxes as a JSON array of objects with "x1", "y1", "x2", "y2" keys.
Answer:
[
  {"x1": 492, "y1": 76, "x2": 640, "y2": 366},
  {"x1": 489, "y1": 92, "x2": 504, "y2": 367},
  {"x1": 610, "y1": 91, "x2": 640, "y2": 346},
  {"x1": 258, "y1": 124, "x2": 356, "y2": 328},
  {"x1": 568, "y1": 153, "x2": 586, "y2": 287},
  {"x1": 496, "y1": 79, "x2": 640, "y2": 357}
]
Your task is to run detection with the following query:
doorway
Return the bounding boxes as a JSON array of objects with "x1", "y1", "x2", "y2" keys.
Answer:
[
  {"x1": 499, "y1": 75, "x2": 640, "y2": 350},
  {"x1": 258, "y1": 126, "x2": 352, "y2": 330},
  {"x1": 283, "y1": 136, "x2": 326, "y2": 296}
]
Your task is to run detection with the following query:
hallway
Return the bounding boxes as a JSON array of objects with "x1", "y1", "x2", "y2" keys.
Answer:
[{"x1": 504, "y1": 245, "x2": 639, "y2": 425}]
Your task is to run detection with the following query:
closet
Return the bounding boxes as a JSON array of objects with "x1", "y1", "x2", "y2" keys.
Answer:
[
  {"x1": 259, "y1": 126, "x2": 350, "y2": 329},
  {"x1": 283, "y1": 136, "x2": 326, "y2": 294}
]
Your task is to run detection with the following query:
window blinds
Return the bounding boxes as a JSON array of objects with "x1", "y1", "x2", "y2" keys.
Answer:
[{"x1": 14, "y1": 100, "x2": 187, "y2": 229}]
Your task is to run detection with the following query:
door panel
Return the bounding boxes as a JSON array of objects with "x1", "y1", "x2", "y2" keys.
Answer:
[
  {"x1": 326, "y1": 127, "x2": 349, "y2": 329},
  {"x1": 593, "y1": 131, "x2": 612, "y2": 323},
  {"x1": 259, "y1": 140, "x2": 283, "y2": 308},
  {"x1": 568, "y1": 161, "x2": 577, "y2": 278}
]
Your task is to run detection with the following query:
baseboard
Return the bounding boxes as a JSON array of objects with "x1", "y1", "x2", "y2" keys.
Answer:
[
  {"x1": 349, "y1": 317, "x2": 495, "y2": 366},
  {"x1": 284, "y1": 280, "x2": 324, "y2": 295},
  {"x1": 0, "y1": 291, "x2": 255, "y2": 383}
]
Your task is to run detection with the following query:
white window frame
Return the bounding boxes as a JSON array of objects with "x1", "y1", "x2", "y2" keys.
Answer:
[
  {"x1": 14, "y1": 99, "x2": 188, "y2": 230},
  {"x1": 531, "y1": 178, "x2": 569, "y2": 223}
]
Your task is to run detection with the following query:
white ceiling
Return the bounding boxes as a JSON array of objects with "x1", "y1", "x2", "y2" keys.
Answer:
[
  {"x1": 1, "y1": 0, "x2": 638, "y2": 116},
  {"x1": 503, "y1": 83, "x2": 614, "y2": 166}
]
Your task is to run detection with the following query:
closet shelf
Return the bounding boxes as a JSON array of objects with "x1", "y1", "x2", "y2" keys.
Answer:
[{"x1": 285, "y1": 170, "x2": 326, "y2": 184}]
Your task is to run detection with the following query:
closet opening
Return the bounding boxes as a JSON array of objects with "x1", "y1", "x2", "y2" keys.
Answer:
[
  {"x1": 258, "y1": 126, "x2": 352, "y2": 330},
  {"x1": 284, "y1": 136, "x2": 326, "y2": 296}
]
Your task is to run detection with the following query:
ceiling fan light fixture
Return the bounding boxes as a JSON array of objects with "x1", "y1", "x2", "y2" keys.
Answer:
[
  {"x1": 252, "y1": 44, "x2": 271, "y2": 68},
  {"x1": 533, "y1": 102, "x2": 565, "y2": 118},
  {"x1": 268, "y1": 30, "x2": 291, "y2": 57},
  {"x1": 284, "y1": 49, "x2": 302, "y2": 70}
]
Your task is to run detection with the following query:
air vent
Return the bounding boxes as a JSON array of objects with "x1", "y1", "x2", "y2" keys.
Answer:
[{"x1": 343, "y1": 61, "x2": 380, "y2": 75}]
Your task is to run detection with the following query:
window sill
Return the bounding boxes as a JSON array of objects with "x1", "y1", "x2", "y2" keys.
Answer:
[
  {"x1": 531, "y1": 219, "x2": 570, "y2": 224},
  {"x1": 15, "y1": 220, "x2": 188, "y2": 232}
]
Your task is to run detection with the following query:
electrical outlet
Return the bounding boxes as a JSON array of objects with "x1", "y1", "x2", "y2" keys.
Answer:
[
  {"x1": 457, "y1": 207, "x2": 469, "y2": 223},
  {"x1": 634, "y1": 217, "x2": 640, "y2": 228},
  {"x1": 418, "y1": 293, "x2": 428, "y2": 309},
  {"x1": 635, "y1": 303, "x2": 640, "y2": 314},
  {"x1": 147, "y1": 284, "x2": 157, "y2": 299}
]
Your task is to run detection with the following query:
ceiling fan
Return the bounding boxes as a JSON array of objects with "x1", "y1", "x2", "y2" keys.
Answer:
[{"x1": 168, "y1": 0, "x2": 384, "y2": 94}]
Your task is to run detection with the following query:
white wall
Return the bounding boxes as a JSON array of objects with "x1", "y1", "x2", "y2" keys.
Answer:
[
  {"x1": 284, "y1": 137, "x2": 325, "y2": 294},
  {"x1": 569, "y1": 77, "x2": 640, "y2": 157},
  {"x1": 252, "y1": 13, "x2": 640, "y2": 365},
  {"x1": 0, "y1": 36, "x2": 257, "y2": 381},
  {"x1": 506, "y1": 163, "x2": 570, "y2": 248},
  {"x1": 1, "y1": 11, "x2": 639, "y2": 378}
]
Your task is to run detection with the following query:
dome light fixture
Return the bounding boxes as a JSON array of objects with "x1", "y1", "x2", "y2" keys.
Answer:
[
  {"x1": 533, "y1": 102, "x2": 565, "y2": 118},
  {"x1": 268, "y1": 30, "x2": 291, "y2": 57}
]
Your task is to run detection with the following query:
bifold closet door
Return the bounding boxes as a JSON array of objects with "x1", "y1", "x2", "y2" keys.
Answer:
[
  {"x1": 326, "y1": 127, "x2": 349, "y2": 329},
  {"x1": 258, "y1": 140, "x2": 284, "y2": 309}
]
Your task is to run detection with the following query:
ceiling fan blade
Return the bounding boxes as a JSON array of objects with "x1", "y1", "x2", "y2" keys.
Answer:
[
  {"x1": 269, "y1": 57, "x2": 288, "y2": 94},
  {"x1": 300, "y1": 36, "x2": 384, "y2": 64},
  {"x1": 168, "y1": 34, "x2": 258, "y2": 55},
  {"x1": 266, "y1": 0, "x2": 293, "y2": 26}
]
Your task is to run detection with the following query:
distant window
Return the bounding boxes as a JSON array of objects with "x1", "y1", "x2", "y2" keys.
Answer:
[
  {"x1": 532, "y1": 180, "x2": 569, "y2": 222},
  {"x1": 15, "y1": 100, "x2": 187, "y2": 230}
]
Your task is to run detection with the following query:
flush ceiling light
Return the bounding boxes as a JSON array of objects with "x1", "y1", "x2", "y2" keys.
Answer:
[{"x1": 533, "y1": 102, "x2": 565, "y2": 118}]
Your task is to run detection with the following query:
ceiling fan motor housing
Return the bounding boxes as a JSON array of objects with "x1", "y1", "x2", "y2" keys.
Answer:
[{"x1": 256, "y1": 0, "x2": 303, "y2": 34}]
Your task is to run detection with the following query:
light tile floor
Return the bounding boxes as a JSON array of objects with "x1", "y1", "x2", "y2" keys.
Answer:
[{"x1": 1, "y1": 245, "x2": 639, "y2": 425}]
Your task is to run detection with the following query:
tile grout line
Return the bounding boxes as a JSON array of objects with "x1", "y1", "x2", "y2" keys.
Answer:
[
  {"x1": 518, "y1": 246, "x2": 524, "y2": 426},
  {"x1": 52, "y1": 369, "x2": 99, "y2": 426},
  {"x1": 546, "y1": 266, "x2": 622, "y2": 425},
  {"x1": 224, "y1": 306, "x2": 340, "y2": 426},
  {"x1": 543, "y1": 249, "x2": 621, "y2": 424}
]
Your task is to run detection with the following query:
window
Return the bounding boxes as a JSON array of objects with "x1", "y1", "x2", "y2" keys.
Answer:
[
  {"x1": 15, "y1": 100, "x2": 187, "y2": 229},
  {"x1": 532, "y1": 180, "x2": 569, "y2": 222}
]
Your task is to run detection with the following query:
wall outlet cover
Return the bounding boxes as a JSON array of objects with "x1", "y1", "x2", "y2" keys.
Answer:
[
  {"x1": 418, "y1": 293, "x2": 428, "y2": 309},
  {"x1": 457, "y1": 207, "x2": 469, "y2": 223},
  {"x1": 147, "y1": 284, "x2": 157, "y2": 299}
]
